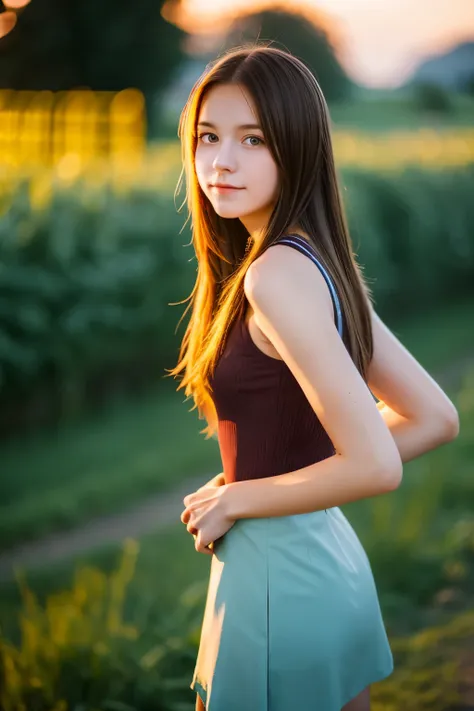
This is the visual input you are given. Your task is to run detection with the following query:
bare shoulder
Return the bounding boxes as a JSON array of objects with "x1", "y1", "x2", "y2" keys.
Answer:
[{"x1": 244, "y1": 241, "x2": 334, "y2": 320}]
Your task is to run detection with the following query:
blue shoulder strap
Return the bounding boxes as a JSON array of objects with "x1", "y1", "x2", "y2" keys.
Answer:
[{"x1": 275, "y1": 234, "x2": 344, "y2": 339}]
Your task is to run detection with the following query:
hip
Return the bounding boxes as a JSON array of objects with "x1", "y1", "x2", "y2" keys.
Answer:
[{"x1": 212, "y1": 506, "x2": 374, "y2": 587}]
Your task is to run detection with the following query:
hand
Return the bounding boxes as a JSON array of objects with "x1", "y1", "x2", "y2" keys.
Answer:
[{"x1": 181, "y1": 480, "x2": 235, "y2": 555}]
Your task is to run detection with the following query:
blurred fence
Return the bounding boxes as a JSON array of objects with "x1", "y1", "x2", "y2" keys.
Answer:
[
  {"x1": 334, "y1": 128, "x2": 474, "y2": 170},
  {"x1": 0, "y1": 88, "x2": 146, "y2": 169}
]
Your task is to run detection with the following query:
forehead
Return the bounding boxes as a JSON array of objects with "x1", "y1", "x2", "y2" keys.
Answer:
[{"x1": 198, "y1": 84, "x2": 258, "y2": 124}]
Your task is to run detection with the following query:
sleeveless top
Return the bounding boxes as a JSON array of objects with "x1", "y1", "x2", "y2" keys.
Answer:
[{"x1": 209, "y1": 234, "x2": 346, "y2": 485}]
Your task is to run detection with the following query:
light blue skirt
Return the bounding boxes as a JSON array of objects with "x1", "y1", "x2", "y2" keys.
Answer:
[{"x1": 190, "y1": 506, "x2": 393, "y2": 710}]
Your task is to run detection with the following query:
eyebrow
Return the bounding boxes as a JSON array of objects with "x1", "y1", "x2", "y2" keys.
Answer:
[{"x1": 197, "y1": 121, "x2": 263, "y2": 131}]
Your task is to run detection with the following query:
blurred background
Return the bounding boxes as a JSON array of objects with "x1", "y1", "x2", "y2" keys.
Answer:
[{"x1": 0, "y1": 0, "x2": 474, "y2": 709}]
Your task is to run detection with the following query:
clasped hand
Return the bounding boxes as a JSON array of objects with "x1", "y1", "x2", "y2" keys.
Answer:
[{"x1": 180, "y1": 479, "x2": 235, "y2": 555}]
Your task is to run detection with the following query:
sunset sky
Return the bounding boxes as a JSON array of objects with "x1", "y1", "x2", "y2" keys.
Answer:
[{"x1": 166, "y1": 0, "x2": 474, "y2": 87}]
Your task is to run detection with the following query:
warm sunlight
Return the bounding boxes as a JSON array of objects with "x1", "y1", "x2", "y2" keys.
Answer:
[{"x1": 164, "y1": 0, "x2": 474, "y2": 87}]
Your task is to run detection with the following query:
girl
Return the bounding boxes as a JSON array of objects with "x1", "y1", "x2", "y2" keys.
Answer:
[{"x1": 169, "y1": 45, "x2": 459, "y2": 711}]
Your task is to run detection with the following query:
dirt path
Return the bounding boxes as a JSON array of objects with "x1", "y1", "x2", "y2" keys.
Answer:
[
  {"x1": 0, "y1": 472, "x2": 207, "y2": 582},
  {"x1": 0, "y1": 354, "x2": 473, "y2": 583}
]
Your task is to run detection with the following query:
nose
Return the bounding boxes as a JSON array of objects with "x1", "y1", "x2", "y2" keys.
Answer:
[{"x1": 212, "y1": 140, "x2": 237, "y2": 173}]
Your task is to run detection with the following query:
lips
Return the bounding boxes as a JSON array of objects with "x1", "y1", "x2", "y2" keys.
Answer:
[{"x1": 210, "y1": 183, "x2": 244, "y2": 190}]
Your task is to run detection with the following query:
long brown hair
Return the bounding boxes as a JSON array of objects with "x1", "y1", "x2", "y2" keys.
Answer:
[{"x1": 165, "y1": 44, "x2": 374, "y2": 440}]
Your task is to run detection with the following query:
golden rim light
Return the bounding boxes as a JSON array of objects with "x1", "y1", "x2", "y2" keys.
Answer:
[
  {"x1": 0, "y1": 0, "x2": 31, "y2": 40},
  {"x1": 0, "y1": 11, "x2": 17, "y2": 39}
]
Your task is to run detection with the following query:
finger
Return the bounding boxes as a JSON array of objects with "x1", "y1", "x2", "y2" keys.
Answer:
[
  {"x1": 183, "y1": 490, "x2": 205, "y2": 507},
  {"x1": 194, "y1": 532, "x2": 214, "y2": 555},
  {"x1": 186, "y1": 510, "x2": 199, "y2": 534},
  {"x1": 195, "y1": 539, "x2": 212, "y2": 554},
  {"x1": 181, "y1": 505, "x2": 200, "y2": 524},
  {"x1": 185, "y1": 491, "x2": 214, "y2": 508},
  {"x1": 184, "y1": 501, "x2": 208, "y2": 522},
  {"x1": 183, "y1": 492, "x2": 200, "y2": 506},
  {"x1": 195, "y1": 540, "x2": 213, "y2": 555}
]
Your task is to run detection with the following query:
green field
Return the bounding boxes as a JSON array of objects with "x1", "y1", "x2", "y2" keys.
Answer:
[{"x1": 330, "y1": 90, "x2": 474, "y2": 131}]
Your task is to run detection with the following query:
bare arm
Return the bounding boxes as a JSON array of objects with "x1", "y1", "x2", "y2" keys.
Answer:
[
  {"x1": 369, "y1": 309, "x2": 459, "y2": 463},
  {"x1": 223, "y1": 245, "x2": 404, "y2": 521}
]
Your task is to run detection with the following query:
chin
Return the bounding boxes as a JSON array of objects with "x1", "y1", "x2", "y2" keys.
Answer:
[
  {"x1": 211, "y1": 204, "x2": 244, "y2": 219},
  {"x1": 216, "y1": 210, "x2": 243, "y2": 219}
]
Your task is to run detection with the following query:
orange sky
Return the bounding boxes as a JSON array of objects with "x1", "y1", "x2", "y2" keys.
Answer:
[{"x1": 165, "y1": 0, "x2": 474, "y2": 87}]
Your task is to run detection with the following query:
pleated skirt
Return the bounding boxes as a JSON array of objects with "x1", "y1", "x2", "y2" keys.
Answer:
[{"x1": 190, "y1": 506, "x2": 394, "y2": 711}]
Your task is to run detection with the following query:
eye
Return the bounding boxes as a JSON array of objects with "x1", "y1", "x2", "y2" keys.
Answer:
[
  {"x1": 198, "y1": 132, "x2": 218, "y2": 143},
  {"x1": 244, "y1": 136, "x2": 264, "y2": 146}
]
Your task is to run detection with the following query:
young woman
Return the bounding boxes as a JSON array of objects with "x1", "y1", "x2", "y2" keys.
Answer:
[{"x1": 168, "y1": 45, "x2": 460, "y2": 711}]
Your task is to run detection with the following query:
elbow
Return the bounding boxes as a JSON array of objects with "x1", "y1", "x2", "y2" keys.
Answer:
[
  {"x1": 381, "y1": 459, "x2": 403, "y2": 492},
  {"x1": 373, "y1": 449, "x2": 403, "y2": 493},
  {"x1": 438, "y1": 405, "x2": 460, "y2": 443}
]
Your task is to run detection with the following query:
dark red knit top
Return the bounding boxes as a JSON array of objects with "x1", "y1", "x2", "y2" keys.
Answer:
[{"x1": 209, "y1": 235, "x2": 345, "y2": 485}]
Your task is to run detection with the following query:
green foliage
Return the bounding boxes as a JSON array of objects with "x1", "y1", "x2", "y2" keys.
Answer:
[
  {"x1": 0, "y1": 181, "x2": 189, "y2": 424},
  {"x1": 344, "y1": 165, "x2": 474, "y2": 313},
  {"x1": 411, "y1": 82, "x2": 454, "y2": 114},
  {"x1": 371, "y1": 609, "x2": 474, "y2": 711},
  {"x1": 1, "y1": 532, "x2": 474, "y2": 711},
  {"x1": 0, "y1": 539, "x2": 201, "y2": 711},
  {"x1": 0, "y1": 166, "x2": 473, "y2": 435}
]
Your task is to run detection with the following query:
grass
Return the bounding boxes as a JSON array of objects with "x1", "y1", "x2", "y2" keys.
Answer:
[
  {"x1": 0, "y1": 378, "x2": 221, "y2": 550},
  {"x1": 1, "y1": 298, "x2": 474, "y2": 552}
]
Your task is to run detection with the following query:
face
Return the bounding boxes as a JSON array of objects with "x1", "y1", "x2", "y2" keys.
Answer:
[{"x1": 194, "y1": 83, "x2": 280, "y2": 236}]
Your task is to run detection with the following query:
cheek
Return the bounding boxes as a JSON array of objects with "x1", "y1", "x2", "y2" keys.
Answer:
[
  {"x1": 194, "y1": 148, "x2": 209, "y2": 188},
  {"x1": 250, "y1": 154, "x2": 279, "y2": 197}
]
